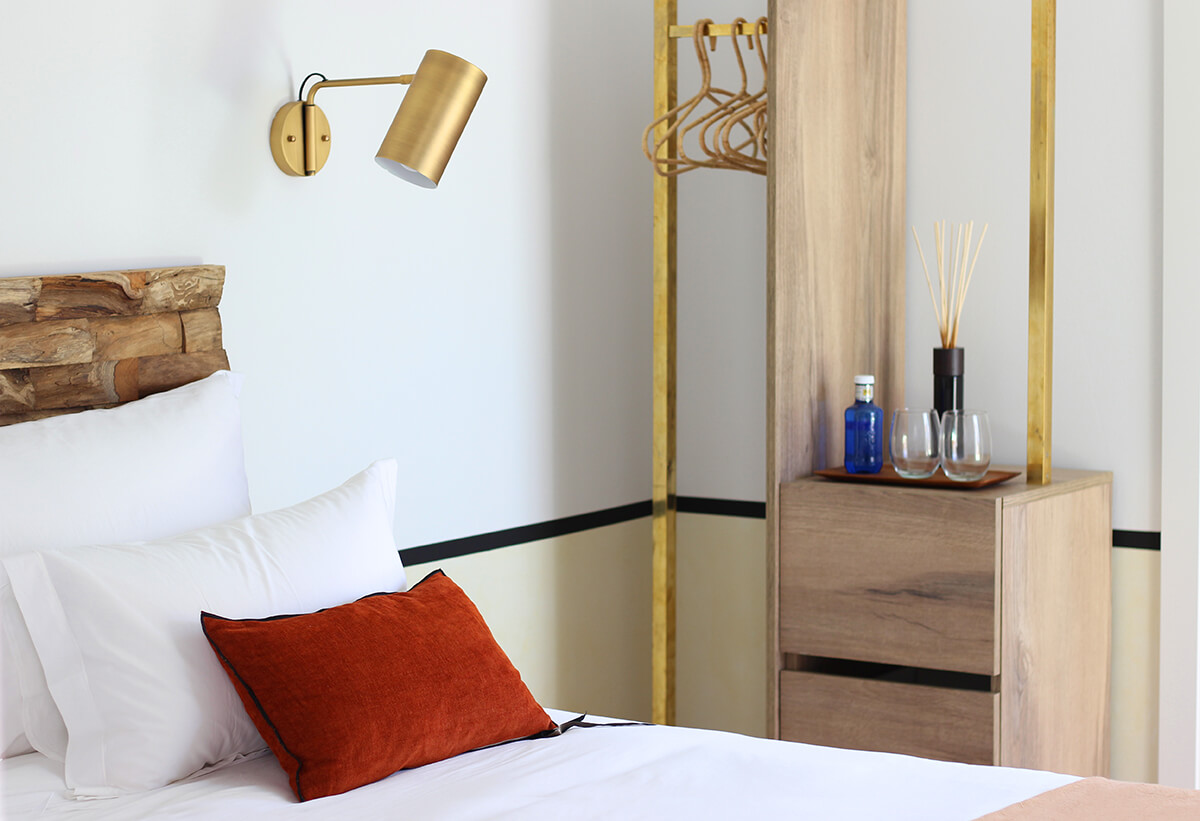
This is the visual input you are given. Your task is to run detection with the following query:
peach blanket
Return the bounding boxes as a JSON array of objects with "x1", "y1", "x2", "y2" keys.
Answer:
[{"x1": 976, "y1": 776, "x2": 1200, "y2": 820}]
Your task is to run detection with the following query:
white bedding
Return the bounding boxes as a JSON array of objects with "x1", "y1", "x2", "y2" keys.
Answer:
[{"x1": 2, "y1": 711, "x2": 1077, "y2": 820}]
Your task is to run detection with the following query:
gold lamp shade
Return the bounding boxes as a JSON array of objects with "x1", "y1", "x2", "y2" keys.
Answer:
[{"x1": 376, "y1": 50, "x2": 487, "y2": 188}]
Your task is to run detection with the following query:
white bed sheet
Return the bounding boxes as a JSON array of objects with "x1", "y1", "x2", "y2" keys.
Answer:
[{"x1": 2, "y1": 711, "x2": 1077, "y2": 820}]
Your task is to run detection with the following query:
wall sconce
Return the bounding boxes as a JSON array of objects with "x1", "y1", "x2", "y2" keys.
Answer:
[{"x1": 269, "y1": 50, "x2": 486, "y2": 188}]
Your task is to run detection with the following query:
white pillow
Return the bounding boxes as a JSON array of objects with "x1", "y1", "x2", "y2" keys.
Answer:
[
  {"x1": 0, "y1": 370, "x2": 250, "y2": 759},
  {"x1": 2, "y1": 460, "x2": 406, "y2": 798}
]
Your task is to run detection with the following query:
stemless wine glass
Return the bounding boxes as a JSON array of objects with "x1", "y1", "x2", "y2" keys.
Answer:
[
  {"x1": 889, "y1": 409, "x2": 941, "y2": 479},
  {"x1": 940, "y1": 409, "x2": 992, "y2": 481}
]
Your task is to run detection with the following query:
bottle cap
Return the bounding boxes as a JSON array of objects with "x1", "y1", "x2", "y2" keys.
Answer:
[{"x1": 853, "y1": 374, "x2": 875, "y2": 385}]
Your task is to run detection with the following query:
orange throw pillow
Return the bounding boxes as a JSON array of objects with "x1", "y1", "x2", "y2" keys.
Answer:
[{"x1": 201, "y1": 570, "x2": 555, "y2": 801}]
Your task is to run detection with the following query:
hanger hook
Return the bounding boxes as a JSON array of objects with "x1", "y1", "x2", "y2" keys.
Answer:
[
  {"x1": 754, "y1": 17, "x2": 768, "y2": 72},
  {"x1": 728, "y1": 17, "x2": 749, "y2": 91},
  {"x1": 693, "y1": 18, "x2": 715, "y2": 74}
]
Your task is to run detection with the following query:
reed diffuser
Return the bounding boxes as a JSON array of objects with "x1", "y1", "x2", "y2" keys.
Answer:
[{"x1": 911, "y1": 221, "x2": 989, "y2": 415}]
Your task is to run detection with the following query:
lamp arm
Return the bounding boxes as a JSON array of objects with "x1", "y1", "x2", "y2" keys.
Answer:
[
  {"x1": 304, "y1": 75, "x2": 415, "y2": 106},
  {"x1": 295, "y1": 76, "x2": 415, "y2": 174}
]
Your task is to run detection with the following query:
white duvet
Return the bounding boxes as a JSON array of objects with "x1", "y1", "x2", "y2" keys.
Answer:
[{"x1": 1, "y1": 712, "x2": 1076, "y2": 820}]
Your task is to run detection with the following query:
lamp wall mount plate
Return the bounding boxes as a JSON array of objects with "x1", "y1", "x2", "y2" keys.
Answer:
[
  {"x1": 268, "y1": 50, "x2": 486, "y2": 188},
  {"x1": 270, "y1": 102, "x2": 331, "y2": 176}
]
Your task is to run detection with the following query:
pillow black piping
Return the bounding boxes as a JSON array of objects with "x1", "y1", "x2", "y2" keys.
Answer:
[
  {"x1": 200, "y1": 615, "x2": 314, "y2": 801},
  {"x1": 201, "y1": 569, "x2": 444, "y2": 626}
]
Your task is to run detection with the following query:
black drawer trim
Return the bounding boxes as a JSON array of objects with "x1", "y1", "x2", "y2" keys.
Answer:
[{"x1": 785, "y1": 654, "x2": 994, "y2": 692}]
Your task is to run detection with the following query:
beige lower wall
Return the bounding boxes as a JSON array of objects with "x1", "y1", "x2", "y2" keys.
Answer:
[
  {"x1": 1111, "y1": 546, "x2": 1161, "y2": 783},
  {"x1": 409, "y1": 515, "x2": 1161, "y2": 781},
  {"x1": 406, "y1": 518, "x2": 653, "y2": 724},
  {"x1": 406, "y1": 514, "x2": 768, "y2": 736},
  {"x1": 677, "y1": 514, "x2": 768, "y2": 737}
]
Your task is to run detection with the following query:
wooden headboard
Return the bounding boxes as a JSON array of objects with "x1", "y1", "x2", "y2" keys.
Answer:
[{"x1": 0, "y1": 266, "x2": 229, "y2": 427}]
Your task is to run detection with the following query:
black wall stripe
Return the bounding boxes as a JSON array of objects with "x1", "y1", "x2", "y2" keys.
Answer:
[
  {"x1": 1112, "y1": 529, "x2": 1161, "y2": 550},
  {"x1": 400, "y1": 500, "x2": 1162, "y2": 564},
  {"x1": 677, "y1": 496, "x2": 767, "y2": 519},
  {"x1": 400, "y1": 500, "x2": 651, "y2": 565}
]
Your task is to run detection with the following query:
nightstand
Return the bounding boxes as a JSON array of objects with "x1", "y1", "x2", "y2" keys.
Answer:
[{"x1": 776, "y1": 468, "x2": 1112, "y2": 775}]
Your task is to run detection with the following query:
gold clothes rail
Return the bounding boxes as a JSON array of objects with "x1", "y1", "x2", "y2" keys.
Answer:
[{"x1": 650, "y1": 1, "x2": 768, "y2": 726}]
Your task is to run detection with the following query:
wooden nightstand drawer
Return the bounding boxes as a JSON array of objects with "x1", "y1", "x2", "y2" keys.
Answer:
[
  {"x1": 772, "y1": 470, "x2": 1112, "y2": 774},
  {"x1": 780, "y1": 670, "x2": 997, "y2": 765},
  {"x1": 779, "y1": 479, "x2": 998, "y2": 674}
]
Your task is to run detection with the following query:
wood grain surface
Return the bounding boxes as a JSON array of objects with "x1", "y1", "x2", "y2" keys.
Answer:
[
  {"x1": 813, "y1": 465, "x2": 1022, "y2": 489},
  {"x1": 27, "y1": 266, "x2": 224, "y2": 320},
  {"x1": 777, "y1": 470, "x2": 1112, "y2": 770},
  {"x1": 181, "y1": 309, "x2": 223, "y2": 353},
  {"x1": 780, "y1": 477, "x2": 999, "y2": 674},
  {"x1": 0, "y1": 266, "x2": 228, "y2": 425},
  {"x1": 1000, "y1": 480, "x2": 1112, "y2": 775},
  {"x1": 781, "y1": 670, "x2": 997, "y2": 764},
  {"x1": 0, "y1": 278, "x2": 40, "y2": 324},
  {"x1": 0, "y1": 319, "x2": 94, "y2": 369},
  {"x1": 766, "y1": 0, "x2": 907, "y2": 737}
]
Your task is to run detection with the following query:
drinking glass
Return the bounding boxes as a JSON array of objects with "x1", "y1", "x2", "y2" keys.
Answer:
[
  {"x1": 940, "y1": 409, "x2": 992, "y2": 481},
  {"x1": 889, "y1": 409, "x2": 941, "y2": 479}
]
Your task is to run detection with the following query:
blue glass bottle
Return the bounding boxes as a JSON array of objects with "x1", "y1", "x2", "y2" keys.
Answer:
[{"x1": 844, "y1": 374, "x2": 883, "y2": 474}]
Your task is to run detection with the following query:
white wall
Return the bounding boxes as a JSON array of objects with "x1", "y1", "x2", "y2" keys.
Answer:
[
  {"x1": 675, "y1": 1, "x2": 768, "y2": 502},
  {"x1": 0, "y1": 0, "x2": 773, "y2": 528},
  {"x1": 0, "y1": 0, "x2": 658, "y2": 725},
  {"x1": 0, "y1": 0, "x2": 767, "y2": 734},
  {"x1": 907, "y1": 0, "x2": 1160, "y2": 531},
  {"x1": 1159, "y1": 0, "x2": 1200, "y2": 789},
  {"x1": 680, "y1": 1, "x2": 1166, "y2": 527},
  {"x1": 0, "y1": 0, "x2": 655, "y2": 546}
]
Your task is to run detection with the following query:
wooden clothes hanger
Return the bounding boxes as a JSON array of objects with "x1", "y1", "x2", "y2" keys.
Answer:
[
  {"x1": 643, "y1": 20, "x2": 748, "y2": 176},
  {"x1": 716, "y1": 17, "x2": 768, "y2": 174},
  {"x1": 643, "y1": 20, "x2": 724, "y2": 175},
  {"x1": 690, "y1": 17, "x2": 759, "y2": 171},
  {"x1": 642, "y1": 18, "x2": 770, "y2": 178}
]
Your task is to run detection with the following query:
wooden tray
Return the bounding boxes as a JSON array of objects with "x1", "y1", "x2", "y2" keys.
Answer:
[{"x1": 814, "y1": 464, "x2": 1021, "y2": 489}]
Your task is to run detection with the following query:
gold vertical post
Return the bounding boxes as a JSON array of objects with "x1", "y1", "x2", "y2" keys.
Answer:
[
  {"x1": 1027, "y1": 0, "x2": 1055, "y2": 484},
  {"x1": 651, "y1": 0, "x2": 678, "y2": 727}
]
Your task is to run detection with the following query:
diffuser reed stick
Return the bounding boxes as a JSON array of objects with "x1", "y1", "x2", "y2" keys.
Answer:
[{"x1": 911, "y1": 220, "x2": 989, "y2": 348}]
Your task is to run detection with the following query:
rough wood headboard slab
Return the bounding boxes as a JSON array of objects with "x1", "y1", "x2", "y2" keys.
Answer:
[{"x1": 0, "y1": 265, "x2": 229, "y2": 426}]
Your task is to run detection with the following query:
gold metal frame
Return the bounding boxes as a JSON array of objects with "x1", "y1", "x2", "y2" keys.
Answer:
[
  {"x1": 269, "y1": 51, "x2": 486, "y2": 188},
  {"x1": 650, "y1": 3, "x2": 770, "y2": 727},
  {"x1": 1027, "y1": 0, "x2": 1055, "y2": 484},
  {"x1": 651, "y1": 0, "x2": 678, "y2": 728},
  {"x1": 653, "y1": 1, "x2": 1052, "y2": 729},
  {"x1": 667, "y1": 21, "x2": 767, "y2": 38}
]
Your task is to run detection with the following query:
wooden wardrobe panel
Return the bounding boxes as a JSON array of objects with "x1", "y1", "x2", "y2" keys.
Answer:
[{"x1": 767, "y1": 0, "x2": 907, "y2": 737}]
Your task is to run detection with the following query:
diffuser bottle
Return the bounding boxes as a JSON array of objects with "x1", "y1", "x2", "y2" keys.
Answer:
[{"x1": 844, "y1": 375, "x2": 883, "y2": 474}]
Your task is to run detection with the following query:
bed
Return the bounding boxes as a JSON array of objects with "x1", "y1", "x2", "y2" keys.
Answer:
[
  {"x1": 2, "y1": 716, "x2": 1083, "y2": 820},
  {"x1": 1, "y1": 268, "x2": 1196, "y2": 820}
]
